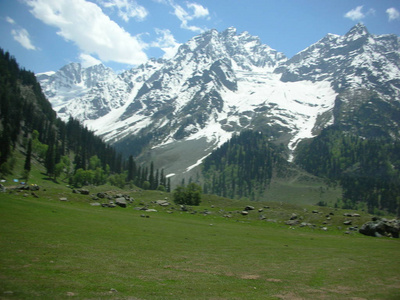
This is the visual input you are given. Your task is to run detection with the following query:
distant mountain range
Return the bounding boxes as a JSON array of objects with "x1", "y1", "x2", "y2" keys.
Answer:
[{"x1": 37, "y1": 23, "x2": 400, "y2": 181}]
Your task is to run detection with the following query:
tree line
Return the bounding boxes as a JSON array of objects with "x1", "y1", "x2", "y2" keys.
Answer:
[{"x1": 0, "y1": 48, "x2": 170, "y2": 191}]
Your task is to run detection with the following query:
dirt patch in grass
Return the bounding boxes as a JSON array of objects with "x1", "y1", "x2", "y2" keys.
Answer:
[
  {"x1": 274, "y1": 291, "x2": 304, "y2": 300},
  {"x1": 240, "y1": 274, "x2": 260, "y2": 280},
  {"x1": 266, "y1": 278, "x2": 282, "y2": 282}
]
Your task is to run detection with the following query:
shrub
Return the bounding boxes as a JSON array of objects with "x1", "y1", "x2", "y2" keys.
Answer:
[{"x1": 173, "y1": 183, "x2": 202, "y2": 206}]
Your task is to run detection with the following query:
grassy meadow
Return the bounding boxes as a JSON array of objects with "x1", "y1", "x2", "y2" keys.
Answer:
[{"x1": 1, "y1": 181, "x2": 399, "y2": 299}]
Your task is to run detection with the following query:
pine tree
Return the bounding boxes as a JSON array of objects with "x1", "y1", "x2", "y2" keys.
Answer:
[
  {"x1": 24, "y1": 139, "x2": 32, "y2": 172},
  {"x1": 149, "y1": 161, "x2": 155, "y2": 189},
  {"x1": 127, "y1": 155, "x2": 136, "y2": 182}
]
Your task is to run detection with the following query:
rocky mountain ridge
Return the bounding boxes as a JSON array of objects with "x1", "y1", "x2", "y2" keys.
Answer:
[{"x1": 37, "y1": 24, "x2": 400, "y2": 180}]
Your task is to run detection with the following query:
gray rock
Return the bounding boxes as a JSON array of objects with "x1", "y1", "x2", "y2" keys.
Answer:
[
  {"x1": 285, "y1": 220, "x2": 299, "y2": 226},
  {"x1": 343, "y1": 220, "x2": 352, "y2": 225},
  {"x1": 78, "y1": 189, "x2": 90, "y2": 195},
  {"x1": 359, "y1": 219, "x2": 400, "y2": 238},
  {"x1": 244, "y1": 205, "x2": 255, "y2": 211},
  {"x1": 241, "y1": 211, "x2": 249, "y2": 216},
  {"x1": 115, "y1": 197, "x2": 127, "y2": 208},
  {"x1": 90, "y1": 202, "x2": 101, "y2": 206},
  {"x1": 97, "y1": 192, "x2": 106, "y2": 198},
  {"x1": 290, "y1": 213, "x2": 298, "y2": 220},
  {"x1": 156, "y1": 200, "x2": 170, "y2": 206},
  {"x1": 299, "y1": 222, "x2": 314, "y2": 227},
  {"x1": 59, "y1": 197, "x2": 68, "y2": 201}
]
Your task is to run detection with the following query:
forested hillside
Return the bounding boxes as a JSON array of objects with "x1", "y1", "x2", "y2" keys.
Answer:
[
  {"x1": 0, "y1": 49, "x2": 169, "y2": 191},
  {"x1": 202, "y1": 131, "x2": 287, "y2": 200},
  {"x1": 295, "y1": 127, "x2": 400, "y2": 215}
]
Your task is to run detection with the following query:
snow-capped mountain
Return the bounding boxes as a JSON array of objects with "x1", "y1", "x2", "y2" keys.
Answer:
[
  {"x1": 276, "y1": 23, "x2": 400, "y2": 99},
  {"x1": 37, "y1": 24, "x2": 400, "y2": 180}
]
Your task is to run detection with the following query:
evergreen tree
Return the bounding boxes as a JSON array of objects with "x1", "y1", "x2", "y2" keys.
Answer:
[
  {"x1": 149, "y1": 161, "x2": 155, "y2": 189},
  {"x1": 24, "y1": 139, "x2": 32, "y2": 172}
]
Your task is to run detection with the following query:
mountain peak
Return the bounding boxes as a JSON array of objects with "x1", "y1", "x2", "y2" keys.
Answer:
[
  {"x1": 345, "y1": 23, "x2": 369, "y2": 38},
  {"x1": 223, "y1": 27, "x2": 237, "y2": 36}
]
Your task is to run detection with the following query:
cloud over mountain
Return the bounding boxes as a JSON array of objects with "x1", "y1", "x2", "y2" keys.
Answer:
[{"x1": 26, "y1": 0, "x2": 148, "y2": 65}]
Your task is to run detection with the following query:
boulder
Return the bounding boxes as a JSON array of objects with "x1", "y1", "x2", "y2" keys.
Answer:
[
  {"x1": 285, "y1": 220, "x2": 299, "y2": 226},
  {"x1": 245, "y1": 205, "x2": 255, "y2": 211},
  {"x1": 359, "y1": 219, "x2": 400, "y2": 238},
  {"x1": 97, "y1": 192, "x2": 106, "y2": 199},
  {"x1": 59, "y1": 197, "x2": 68, "y2": 201},
  {"x1": 156, "y1": 200, "x2": 170, "y2": 206},
  {"x1": 299, "y1": 222, "x2": 314, "y2": 228},
  {"x1": 78, "y1": 189, "x2": 90, "y2": 195},
  {"x1": 343, "y1": 220, "x2": 352, "y2": 225},
  {"x1": 115, "y1": 197, "x2": 127, "y2": 208},
  {"x1": 290, "y1": 213, "x2": 298, "y2": 220},
  {"x1": 241, "y1": 211, "x2": 249, "y2": 216},
  {"x1": 90, "y1": 202, "x2": 101, "y2": 206}
]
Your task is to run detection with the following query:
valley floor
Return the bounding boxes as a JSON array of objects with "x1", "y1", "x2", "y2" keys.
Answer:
[{"x1": 0, "y1": 188, "x2": 399, "y2": 299}]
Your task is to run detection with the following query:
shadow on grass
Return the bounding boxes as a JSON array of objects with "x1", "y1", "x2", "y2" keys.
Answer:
[{"x1": 41, "y1": 172, "x2": 60, "y2": 184}]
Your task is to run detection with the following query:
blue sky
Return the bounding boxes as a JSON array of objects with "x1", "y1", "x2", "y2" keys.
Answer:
[{"x1": 1, "y1": 0, "x2": 399, "y2": 73}]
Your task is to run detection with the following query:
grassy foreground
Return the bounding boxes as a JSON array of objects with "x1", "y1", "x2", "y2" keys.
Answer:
[{"x1": 0, "y1": 188, "x2": 399, "y2": 299}]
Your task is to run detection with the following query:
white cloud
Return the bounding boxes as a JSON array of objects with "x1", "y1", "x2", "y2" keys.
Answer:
[
  {"x1": 79, "y1": 53, "x2": 102, "y2": 67},
  {"x1": 386, "y1": 7, "x2": 400, "y2": 21},
  {"x1": 151, "y1": 28, "x2": 181, "y2": 59},
  {"x1": 11, "y1": 28, "x2": 37, "y2": 50},
  {"x1": 6, "y1": 16, "x2": 16, "y2": 24},
  {"x1": 344, "y1": 6, "x2": 365, "y2": 21},
  {"x1": 187, "y1": 3, "x2": 209, "y2": 19},
  {"x1": 25, "y1": 0, "x2": 148, "y2": 66},
  {"x1": 100, "y1": 0, "x2": 148, "y2": 22},
  {"x1": 169, "y1": 1, "x2": 209, "y2": 32}
]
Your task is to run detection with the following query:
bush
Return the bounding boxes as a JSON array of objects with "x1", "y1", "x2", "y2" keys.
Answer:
[{"x1": 173, "y1": 183, "x2": 202, "y2": 206}]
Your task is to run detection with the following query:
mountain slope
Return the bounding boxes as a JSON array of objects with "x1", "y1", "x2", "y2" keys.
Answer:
[{"x1": 37, "y1": 24, "x2": 400, "y2": 182}]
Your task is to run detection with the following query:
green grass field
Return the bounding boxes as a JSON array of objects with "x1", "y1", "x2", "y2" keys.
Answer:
[{"x1": 1, "y1": 185, "x2": 399, "y2": 299}]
